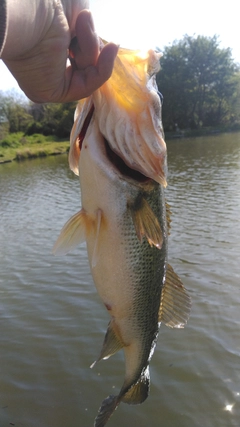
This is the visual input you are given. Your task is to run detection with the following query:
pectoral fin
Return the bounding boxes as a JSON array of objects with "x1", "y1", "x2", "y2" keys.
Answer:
[
  {"x1": 129, "y1": 197, "x2": 163, "y2": 249},
  {"x1": 90, "y1": 320, "x2": 124, "y2": 368},
  {"x1": 159, "y1": 264, "x2": 191, "y2": 328},
  {"x1": 52, "y1": 209, "x2": 90, "y2": 255}
]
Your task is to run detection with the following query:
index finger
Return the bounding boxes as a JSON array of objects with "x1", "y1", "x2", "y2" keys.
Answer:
[{"x1": 69, "y1": 10, "x2": 99, "y2": 70}]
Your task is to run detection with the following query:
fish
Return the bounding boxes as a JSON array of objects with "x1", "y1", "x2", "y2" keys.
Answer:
[{"x1": 53, "y1": 46, "x2": 191, "y2": 427}]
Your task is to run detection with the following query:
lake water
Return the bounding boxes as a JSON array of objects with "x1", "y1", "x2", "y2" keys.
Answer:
[{"x1": 0, "y1": 132, "x2": 240, "y2": 427}]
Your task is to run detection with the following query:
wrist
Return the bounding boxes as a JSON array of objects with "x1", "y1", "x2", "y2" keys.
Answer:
[{"x1": 1, "y1": 0, "x2": 56, "y2": 60}]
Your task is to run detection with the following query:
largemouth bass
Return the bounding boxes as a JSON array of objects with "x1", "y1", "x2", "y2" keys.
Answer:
[{"x1": 53, "y1": 47, "x2": 191, "y2": 427}]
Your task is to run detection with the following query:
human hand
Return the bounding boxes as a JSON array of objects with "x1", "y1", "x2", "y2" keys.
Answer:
[{"x1": 1, "y1": 0, "x2": 118, "y2": 103}]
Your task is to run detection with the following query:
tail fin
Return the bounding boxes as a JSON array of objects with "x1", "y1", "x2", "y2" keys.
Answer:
[
  {"x1": 94, "y1": 395, "x2": 119, "y2": 427},
  {"x1": 94, "y1": 366, "x2": 150, "y2": 426}
]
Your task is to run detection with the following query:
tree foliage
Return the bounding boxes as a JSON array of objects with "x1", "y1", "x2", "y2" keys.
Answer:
[
  {"x1": 157, "y1": 35, "x2": 240, "y2": 131},
  {"x1": 0, "y1": 89, "x2": 76, "y2": 138},
  {"x1": 25, "y1": 102, "x2": 76, "y2": 137},
  {"x1": 0, "y1": 90, "x2": 32, "y2": 133}
]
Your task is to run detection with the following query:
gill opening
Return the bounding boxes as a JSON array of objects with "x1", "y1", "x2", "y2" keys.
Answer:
[{"x1": 78, "y1": 103, "x2": 95, "y2": 150}]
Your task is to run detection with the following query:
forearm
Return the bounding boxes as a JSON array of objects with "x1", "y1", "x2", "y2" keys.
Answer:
[{"x1": 2, "y1": 0, "x2": 56, "y2": 59}]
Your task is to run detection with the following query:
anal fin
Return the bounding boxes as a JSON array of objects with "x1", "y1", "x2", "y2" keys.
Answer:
[
  {"x1": 159, "y1": 264, "x2": 191, "y2": 328},
  {"x1": 90, "y1": 320, "x2": 124, "y2": 368},
  {"x1": 129, "y1": 196, "x2": 163, "y2": 249}
]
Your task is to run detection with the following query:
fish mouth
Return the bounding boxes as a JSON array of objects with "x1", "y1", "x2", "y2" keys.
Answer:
[
  {"x1": 72, "y1": 102, "x2": 159, "y2": 185},
  {"x1": 77, "y1": 103, "x2": 151, "y2": 184},
  {"x1": 104, "y1": 137, "x2": 151, "y2": 184}
]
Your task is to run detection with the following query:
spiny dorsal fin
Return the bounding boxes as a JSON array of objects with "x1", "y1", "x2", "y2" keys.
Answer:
[
  {"x1": 52, "y1": 210, "x2": 89, "y2": 255},
  {"x1": 165, "y1": 201, "x2": 172, "y2": 235},
  {"x1": 90, "y1": 320, "x2": 124, "y2": 369},
  {"x1": 159, "y1": 264, "x2": 191, "y2": 328},
  {"x1": 129, "y1": 197, "x2": 163, "y2": 249}
]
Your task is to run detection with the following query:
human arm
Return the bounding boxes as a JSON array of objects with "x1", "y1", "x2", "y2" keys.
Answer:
[{"x1": 0, "y1": 0, "x2": 118, "y2": 102}]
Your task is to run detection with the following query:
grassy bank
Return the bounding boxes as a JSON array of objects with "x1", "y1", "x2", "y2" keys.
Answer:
[
  {"x1": 1, "y1": 127, "x2": 239, "y2": 164},
  {"x1": 0, "y1": 132, "x2": 69, "y2": 164}
]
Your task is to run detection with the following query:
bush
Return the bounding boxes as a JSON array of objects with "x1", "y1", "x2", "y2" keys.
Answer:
[
  {"x1": 0, "y1": 132, "x2": 23, "y2": 147},
  {"x1": 25, "y1": 121, "x2": 43, "y2": 135}
]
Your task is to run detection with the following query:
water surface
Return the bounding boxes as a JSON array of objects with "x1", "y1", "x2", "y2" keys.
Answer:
[{"x1": 0, "y1": 132, "x2": 240, "y2": 427}]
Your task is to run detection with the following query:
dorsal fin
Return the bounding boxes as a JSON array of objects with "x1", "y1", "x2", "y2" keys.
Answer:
[
  {"x1": 129, "y1": 196, "x2": 163, "y2": 249},
  {"x1": 159, "y1": 264, "x2": 191, "y2": 328},
  {"x1": 121, "y1": 365, "x2": 150, "y2": 405}
]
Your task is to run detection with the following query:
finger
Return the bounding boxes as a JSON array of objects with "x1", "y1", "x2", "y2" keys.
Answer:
[
  {"x1": 95, "y1": 42, "x2": 119, "y2": 84},
  {"x1": 71, "y1": 10, "x2": 99, "y2": 69},
  {"x1": 63, "y1": 43, "x2": 118, "y2": 102}
]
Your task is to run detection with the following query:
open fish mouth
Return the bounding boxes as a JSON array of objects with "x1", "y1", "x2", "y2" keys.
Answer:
[
  {"x1": 92, "y1": 47, "x2": 168, "y2": 187},
  {"x1": 69, "y1": 47, "x2": 167, "y2": 187},
  {"x1": 104, "y1": 137, "x2": 151, "y2": 183},
  {"x1": 70, "y1": 101, "x2": 153, "y2": 185}
]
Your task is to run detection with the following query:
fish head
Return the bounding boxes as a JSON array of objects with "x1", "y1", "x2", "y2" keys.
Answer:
[
  {"x1": 69, "y1": 46, "x2": 167, "y2": 187},
  {"x1": 93, "y1": 46, "x2": 167, "y2": 187}
]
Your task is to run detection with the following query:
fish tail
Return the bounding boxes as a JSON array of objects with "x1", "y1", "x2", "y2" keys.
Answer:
[
  {"x1": 94, "y1": 395, "x2": 119, "y2": 427},
  {"x1": 94, "y1": 366, "x2": 150, "y2": 426}
]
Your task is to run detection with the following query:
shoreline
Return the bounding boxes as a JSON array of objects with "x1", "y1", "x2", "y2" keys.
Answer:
[
  {"x1": 1, "y1": 128, "x2": 240, "y2": 165},
  {"x1": 0, "y1": 150, "x2": 68, "y2": 165},
  {"x1": 0, "y1": 135, "x2": 69, "y2": 164}
]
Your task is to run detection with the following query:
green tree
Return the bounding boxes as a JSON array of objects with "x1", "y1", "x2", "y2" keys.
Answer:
[
  {"x1": 0, "y1": 89, "x2": 76, "y2": 138},
  {"x1": 0, "y1": 89, "x2": 32, "y2": 133},
  {"x1": 157, "y1": 35, "x2": 240, "y2": 130},
  {"x1": 25, "y1": 102, "x2": 76, "y2": 137}
]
